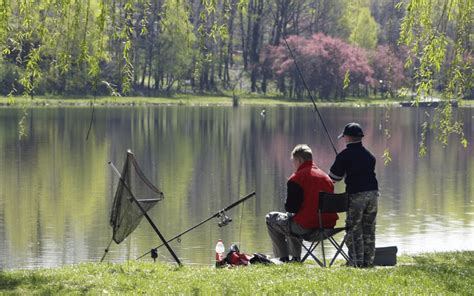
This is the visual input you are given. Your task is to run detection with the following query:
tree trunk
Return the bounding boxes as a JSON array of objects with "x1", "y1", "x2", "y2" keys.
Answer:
[
  {"x1": 250, "y1": 0, "x2": 264, "y2": 92},
  {"x1": 223, "y1": 0, "x2": 237, "y2": 89}
]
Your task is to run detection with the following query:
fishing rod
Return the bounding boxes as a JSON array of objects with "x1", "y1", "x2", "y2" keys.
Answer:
[
  {"x1": 268, "y1": 6, "x2": 338, "y2": 155},
  {"x1": 136, "y1": 191, "x2": 256, "y2": 260}
]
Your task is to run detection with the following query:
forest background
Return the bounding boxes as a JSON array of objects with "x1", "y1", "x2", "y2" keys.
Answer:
[{"x1": 0, "y1": 0, "x2": 471, "y2": 102}]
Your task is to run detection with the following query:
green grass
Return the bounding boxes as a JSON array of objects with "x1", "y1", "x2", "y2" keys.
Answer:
[
  {"x1": 1, "y1": 251, "x2": 473, "y2": 294},
  {"x1": 0, "y1": 93, "x2": 302, "y2": 107},
  {"x1": 3, "y1": 94, "x2": 472, "y2": 108}
]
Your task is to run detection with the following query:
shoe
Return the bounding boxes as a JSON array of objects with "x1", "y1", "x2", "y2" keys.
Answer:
[
  {"x1": 345, "y1": 261, "x2": 363, "y2": 268},
  {"x1": 279, "y1": 256, "x2": 289, "y2": 263},
  {"x1": 289, "y1": 257, "x2": 301, "y2": 263}
]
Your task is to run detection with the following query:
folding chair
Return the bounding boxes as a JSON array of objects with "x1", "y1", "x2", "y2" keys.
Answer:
[{"x1": 294, "y1": 192, "x2": 353, "y2": 267}]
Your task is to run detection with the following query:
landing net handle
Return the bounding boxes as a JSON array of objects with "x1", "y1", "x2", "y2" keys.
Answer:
[{"x1": 108, "y1": 159, "x2": 182, "y2": 266}]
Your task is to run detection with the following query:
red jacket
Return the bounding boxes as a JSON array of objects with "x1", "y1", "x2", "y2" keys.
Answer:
[{"x1": 286, "y1": 161, "x2": 337, "y2": 228}]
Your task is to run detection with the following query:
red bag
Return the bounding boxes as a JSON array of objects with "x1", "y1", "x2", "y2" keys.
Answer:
[{"x1": 228, "y1": 251, "x2": 252, "y2": 266}]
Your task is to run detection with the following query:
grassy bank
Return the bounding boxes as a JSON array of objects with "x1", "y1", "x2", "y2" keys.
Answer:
[
  {"x1": 2, "y1": 94, "x2": 473, "y2": 107},
  {"x1": 1, "y1": 252, "x2": 472, "y2": 294},
  {"x1": 0, "y1": 94, "x2": 305, "y2": 107}
]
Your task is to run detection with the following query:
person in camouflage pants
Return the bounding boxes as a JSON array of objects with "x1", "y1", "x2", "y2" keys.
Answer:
[
  {"x1": 329, "y1": 123, "x2": 379, "y2": 268},
  {"x1": 345, "y1": 191, "x2": 379, "y2": 266}
]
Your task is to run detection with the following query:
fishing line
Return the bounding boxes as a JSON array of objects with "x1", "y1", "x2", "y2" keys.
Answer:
[
  {"x1": 238, "y1": 195, "x2": 244, "y2": 248},
  {"x1": 268, "y1": 5, "x2": 338, "y2": 155},
  {"x1": 237, "y1": 136, "x2": 246, "y2": 248}
]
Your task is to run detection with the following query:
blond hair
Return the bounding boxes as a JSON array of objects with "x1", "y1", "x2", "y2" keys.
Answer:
[{"x1": 291, "y1": 144, "x2": 313, "y2": 161}]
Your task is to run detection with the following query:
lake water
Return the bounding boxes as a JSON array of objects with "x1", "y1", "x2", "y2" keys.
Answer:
[{"x1": 0, "y1": 105, "x2": 472, "y2": 269}]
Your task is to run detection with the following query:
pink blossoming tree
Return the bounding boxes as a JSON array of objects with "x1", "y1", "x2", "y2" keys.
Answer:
[{"x1": 265, "y1": 33, "x2": 374, "y2": 100}]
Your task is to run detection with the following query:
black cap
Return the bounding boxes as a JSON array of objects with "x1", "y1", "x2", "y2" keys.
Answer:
[{"x1": 338, "y1": 122, "x2": 364, "y2": 139}]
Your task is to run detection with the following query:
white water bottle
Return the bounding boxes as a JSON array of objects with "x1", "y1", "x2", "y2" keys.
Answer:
[{"x1": 215, "y1": 239, "x2": 225, "y2": 265}]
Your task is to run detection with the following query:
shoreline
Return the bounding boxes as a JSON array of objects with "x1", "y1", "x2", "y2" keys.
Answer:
[
  {"x1": 0, "y1": 250, "x2": 470, "y2": 271},
  {"x1": 0, "y1": 251, "x2": 472, "y2": 294},
  {"x1": 1, "y1": 95, "x2": 473, "y2": 107}
]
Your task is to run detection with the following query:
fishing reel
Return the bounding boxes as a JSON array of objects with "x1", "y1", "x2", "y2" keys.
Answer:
[
  {"x1": 150, "y1": 248, "x2": 158, "y2": 262},
  {"x1": 217, "y1": 210, "x2": 232, "y2": 227}
]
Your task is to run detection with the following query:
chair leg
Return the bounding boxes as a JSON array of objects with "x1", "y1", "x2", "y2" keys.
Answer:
[
  {"x1": 297, "y1": 232, "x2": 357, "y2": 267},
  {"x1": 307, "y1": 248, "x2": 325, "y2": 267},
  {"x1": 300, "y1": 241, "x2": 324, "y2": 266},
  {"x1": 321, "y1": 240, "x2": 326, "y2": 267},
  {"x1": 301, "y1": 241, "x2": 319, "y2": 262},
  {"x1": 335, "y1": 236, "x2": 352, "y2": 262},
  {"x1": 300, "y1": 241, "x2": 315, "y2": 262},
  {"x1": 328, "y1": 236, "x2": 350, "y2": 266},
  {"x1": 338, "y1": 231, "x2": 357, "y2": 267},
  {"x1": 328, "y1": 238, "x2": 341, "y2": 266}
]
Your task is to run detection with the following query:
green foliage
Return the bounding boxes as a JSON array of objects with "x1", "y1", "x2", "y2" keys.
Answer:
[
  {"x1": 343, "y1": 70, "x2": 350, "y2": 90},
  {"x1": 0, "y1": 60, "x2": 21, "y2": 95},
  {"x1": 156, "y1": 0, "x2": 197, "y2": 88},
  {"x1": 399, "y1": 0, "x2": 472, "y2": 153},
  {"x1": 0, "y1": 0, "x2": 10, "y2": 45},
  {"x1": 0, "y1": 0, "x2": 469, "y2": 107},
  {"x1": 382, "y1": 106, "x2": 392, "y2": 165},
  {"x1": 382, "y1": 148, "x2": 392, "y2": 165},
  {"x1": 120, "y1": 1, "x2": 135, "y2": 94},
  {"x1": 348, "y1": 7, "x2": 379, "y2": 49},
  {"x1": 237, "y1": 0, "x2": 249, "y2": 13},
  {"x1": 332, "y1": 0, "x2": 369, "y2": 41},
  {"x1": 0, "y1": 0, "x2": 111, "y2": 98},
  {"x1": 193, "y1": 0, "x2": 229, "y2": 85},
  {"x1": 17, "y1": 103, "x2": 28, "y2": 139},
  {"x1": 419, "y1": 121, "x2": 428, "y2": 157},
  {"x1": 433, "y1": 104, "x2": 468, "y2": 148},
  {"x1": 18, "y1": 46, "x2": 41, "y2": 97}
]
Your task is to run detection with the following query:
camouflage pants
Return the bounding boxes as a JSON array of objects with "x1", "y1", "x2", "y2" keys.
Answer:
[{"x1": 346, "y1": 190, "x2": 379, "y2": 266}]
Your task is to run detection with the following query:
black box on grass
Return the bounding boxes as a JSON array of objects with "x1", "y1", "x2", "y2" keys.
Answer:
[{"x1": 374, "y1": 246, "x2": 398, "y2": 266}]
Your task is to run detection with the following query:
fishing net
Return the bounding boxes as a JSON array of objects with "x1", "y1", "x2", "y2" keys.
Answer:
[{"x1": 110, "y1": 151, "x2": 164, "y2": 244}]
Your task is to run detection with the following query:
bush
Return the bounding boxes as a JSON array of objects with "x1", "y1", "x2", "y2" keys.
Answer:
[{"x1": 0, "y1": 61, "x2": 23, "y2": 95}]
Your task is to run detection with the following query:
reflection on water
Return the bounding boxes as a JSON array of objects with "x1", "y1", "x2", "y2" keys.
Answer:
[{"x1": 0, "y1": 106, "x2": 472, "y2": 269}]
